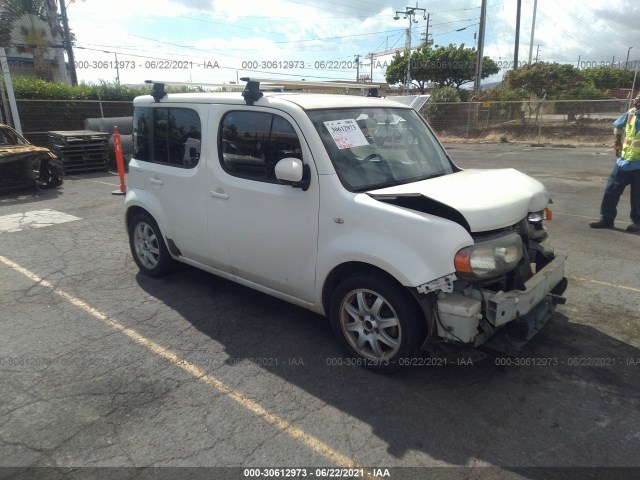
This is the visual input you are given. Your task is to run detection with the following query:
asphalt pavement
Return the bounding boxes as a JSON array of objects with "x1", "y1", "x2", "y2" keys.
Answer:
[{"x1": 0, "y1": 143, "x2": 638, "y2": 480}]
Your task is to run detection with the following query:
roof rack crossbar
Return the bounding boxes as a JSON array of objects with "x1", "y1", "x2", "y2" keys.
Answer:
[{"x1": 240, "y1": 77, "x2": 379, "y2": 89}]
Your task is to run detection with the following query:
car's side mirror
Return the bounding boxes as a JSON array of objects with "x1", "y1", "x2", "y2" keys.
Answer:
[{"x1": 275, "y1": 157, "x2": 310, "y2": 191}]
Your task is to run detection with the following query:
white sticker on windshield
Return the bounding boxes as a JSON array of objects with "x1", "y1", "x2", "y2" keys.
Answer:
[{"x1": 323, "y1": 119, "x2": 369, "y2": 150}]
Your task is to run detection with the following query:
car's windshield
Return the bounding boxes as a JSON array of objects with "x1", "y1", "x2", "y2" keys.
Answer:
[{"x1": 308, "y1": 107, "x2": 453, "y2": 191}]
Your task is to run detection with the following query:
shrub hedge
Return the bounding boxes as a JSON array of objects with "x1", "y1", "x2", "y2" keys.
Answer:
[{"x1": 9, "y1": 77, "x2": 198, "y2": 100}]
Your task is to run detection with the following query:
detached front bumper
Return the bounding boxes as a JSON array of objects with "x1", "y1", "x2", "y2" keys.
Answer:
[
  {"x1": 434, "y1": 253, "x2": 567, "y2": 351},
  {"x1": 480, "y1": 253, "x2": 567, "y2": 354},
  {"x1": 486, "y1": 253, "x2": 567, "y2": 326}
]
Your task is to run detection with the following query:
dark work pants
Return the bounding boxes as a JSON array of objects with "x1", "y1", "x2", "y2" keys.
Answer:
[{"x1": 599, "y1": 163, "x2": 640, "y2": 224}]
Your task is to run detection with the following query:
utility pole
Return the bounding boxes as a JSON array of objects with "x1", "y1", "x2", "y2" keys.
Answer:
[
  {"x1": 474, "y1": 0, "x2": 487, "y2": 96},
  {"x1": 369, "y1": 53, "x2": 374, "y2": 82},
  {"x1": 115, "y1": 52, "x2": 120, "y2": 84},
  {"x1": 535, "y1": 45, "x2": 540, "y2": 63},
  {"x1": 393, "y1": 4, "x2": 427, "y2": 93},
  {"x1": 0, "y1": 48, "x2": 21, "y2": 133},
  {"x1": 355, "y1": 54, "x2": 360, "y2": 83},
  {"x1": 528, "y1": 0, "x2": 538, "y2": 65},
  {"x1": 626, "y1": 47, "x2": 633, "y2": 70},
  {"x1": 514, "y1": 0, "x2": 522, "y2": 69},
  {"x1": 422, "y1": 13, "x2": 432, "y2": 47},
  {"x1": 59, "y1": 0, "x2": 78, "y2": 86}
]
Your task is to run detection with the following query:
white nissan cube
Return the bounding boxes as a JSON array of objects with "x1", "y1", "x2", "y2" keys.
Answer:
[{"x1": 124, "y1": 79, "x2": 567, "y2": 372}]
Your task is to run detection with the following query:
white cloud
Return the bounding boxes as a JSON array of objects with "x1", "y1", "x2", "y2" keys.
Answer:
[{"x1": 62, "y1": 0, "x2": 640, "y2": 86}]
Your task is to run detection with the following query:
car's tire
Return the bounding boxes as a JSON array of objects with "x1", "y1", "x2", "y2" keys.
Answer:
[
  {"x1": 128, "y1": 213, "x2": 175, "y2": 277},
  {"x1": 329, "y1": 272, "x2": 427, "y2": 373}
]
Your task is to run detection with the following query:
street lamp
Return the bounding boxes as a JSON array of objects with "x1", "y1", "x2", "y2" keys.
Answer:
[
  {"x1": 394, "y1": 5, "x2": 426, "y2": 93},
  {"x1": 626, "y1": 47, "x2": 633, "y2": 70}
]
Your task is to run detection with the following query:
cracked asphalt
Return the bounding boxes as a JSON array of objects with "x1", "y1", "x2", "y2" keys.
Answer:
[{"x1": 0, "y1": 143, "x2": 639, "y2": 480}]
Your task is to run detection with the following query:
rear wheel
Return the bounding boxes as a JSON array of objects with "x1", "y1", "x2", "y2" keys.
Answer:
[
  {"x1": 330, "y1": 273, "x2": 426, "y2": 373},
  {"x1": 128, "y1": 213, "x2": 175, "y2": 277}
]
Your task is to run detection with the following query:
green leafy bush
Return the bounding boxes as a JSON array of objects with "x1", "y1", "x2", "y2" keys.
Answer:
[{"x1": 9, "y1": 77, "x2": 198, "y2": 100}]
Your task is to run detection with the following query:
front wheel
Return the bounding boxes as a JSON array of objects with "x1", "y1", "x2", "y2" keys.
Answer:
[
  {"x1": 329, "y1": 273, "x2": 426, "y2": 373},
  {"x1": 128, "y1": 213, "x2": 175, "y2": 277}
]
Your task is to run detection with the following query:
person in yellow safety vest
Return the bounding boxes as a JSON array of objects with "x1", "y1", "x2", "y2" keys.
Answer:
[{"x1": 590, "y1": 93, "x2": 640, "y2": 232}]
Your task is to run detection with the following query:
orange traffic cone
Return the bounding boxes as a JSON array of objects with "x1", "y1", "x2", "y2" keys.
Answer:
[{"x1": 111, "y1": 126, "x2": 127, "y2": 195}]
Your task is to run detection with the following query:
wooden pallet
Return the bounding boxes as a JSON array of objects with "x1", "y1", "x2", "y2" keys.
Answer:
[{"x1": 48, "y1": 130, "x2": 109, "y2": 174}]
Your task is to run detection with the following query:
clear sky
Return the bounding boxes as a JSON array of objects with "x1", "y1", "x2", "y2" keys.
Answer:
[{"x1": 64, "y1": 0, "x2": 639, "y2": 88}]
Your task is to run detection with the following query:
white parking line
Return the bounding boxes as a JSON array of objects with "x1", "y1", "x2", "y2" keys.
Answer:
[
  {"x1": 0, "y1": 209, "x2": 81, "y2": 233},
  {"x1": 0, "y1": 254, "x2": 360, "y2": 469}
]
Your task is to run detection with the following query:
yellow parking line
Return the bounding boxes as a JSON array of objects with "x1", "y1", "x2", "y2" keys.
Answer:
[
  {"x1": 0, "y1": 255, "x2": 358, "y2": 468},
  {"x1": 570, "y1": 276, "x2": 640, "y2": 293}
]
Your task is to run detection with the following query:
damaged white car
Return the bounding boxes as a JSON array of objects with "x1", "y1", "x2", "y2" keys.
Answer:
[{"x1": 125, "y1": 79, "x2": 567, "y2": 372}]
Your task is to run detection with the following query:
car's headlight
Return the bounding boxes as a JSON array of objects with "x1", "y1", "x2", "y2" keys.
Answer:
[{"x1": 454, "y1": 233, "x2": 523, "y2": 279}]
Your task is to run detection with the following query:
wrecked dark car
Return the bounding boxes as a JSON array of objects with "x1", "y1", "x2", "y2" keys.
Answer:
[{"x1": 0, "y1": 123, "x2": 63, "y2": 192}]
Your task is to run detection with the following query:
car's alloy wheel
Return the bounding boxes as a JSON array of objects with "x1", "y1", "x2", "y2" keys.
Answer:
[
  {"x1": 330, "y1": 273, "x2": 426, "y2": 372},
  {"x1": 128, "y1": 213, "x2": 174, "y2": 277},
  {"x1": 339, "y1": 288, "x2": 402, "y2": 361},
  {"x1": 133, "y1": 221, "x2": 160, "y2": 269}
]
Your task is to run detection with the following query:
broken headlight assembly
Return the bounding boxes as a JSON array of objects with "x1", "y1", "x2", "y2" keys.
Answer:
[{"x1": 454, "y1": 232, "x2": 523, "y2": 280}]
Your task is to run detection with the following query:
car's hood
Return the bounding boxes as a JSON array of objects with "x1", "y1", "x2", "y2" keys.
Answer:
[{"x1": 367, "y1": 168, "x2": 549, "y2": 232}]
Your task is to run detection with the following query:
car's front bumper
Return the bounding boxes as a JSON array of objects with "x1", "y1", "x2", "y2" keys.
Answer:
[
  {"x1": 486, "y1": 253, "x2": 567, "y2": 326},
  {"x1": 432, "y1": 252, "x2": 567, "y2": 350}
]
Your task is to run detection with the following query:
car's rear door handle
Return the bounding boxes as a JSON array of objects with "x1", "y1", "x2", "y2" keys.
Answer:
[
  {"x1": 209, "y1": 190, "x2": 229, "y2": 200},
  {"x1": 149, "y1": 178, "x2": 163, "y2": 185}
]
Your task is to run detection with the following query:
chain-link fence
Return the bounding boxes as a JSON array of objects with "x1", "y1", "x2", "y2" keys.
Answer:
[
  {"x1": 12, "y1": 99, "x2": 133, "y2": 146},
  {"x1": 418, "y1": 98, "x2": 630, "y2": 144},
  {"x1": 3, "y1": 97, "x2": 631, "y2": 148}
]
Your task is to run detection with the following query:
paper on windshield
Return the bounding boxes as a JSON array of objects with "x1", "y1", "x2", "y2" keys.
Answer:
[{"x1": 323, "y1": 119, "x2": 369, "y2": 150}]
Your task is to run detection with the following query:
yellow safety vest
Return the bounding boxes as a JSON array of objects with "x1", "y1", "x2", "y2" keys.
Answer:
[{"x1": 622, "y1": 108, "x2": 640, "y2": 161}]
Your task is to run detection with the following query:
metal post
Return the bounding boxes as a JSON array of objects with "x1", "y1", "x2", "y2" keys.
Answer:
[
  {"x1": 629, "y1": 62, "x2": 638, "y2": 110},
  {"x1": 537, "y1": 94, "x2": 546, "y2": 145},
  {"x1": 474, "y1": 0, "x2": 487, "y2": 95},
  {"x1": 465, "y1": 101, "x2": 473, "y2": 142},
  {"x1": 370, "y1": 53, "x2": 374, "y2": 82},
  {"x1": 0, "y1": 47, "x2": 22, "y2": 134},
  {"x1": 60, "y1": 0, "x2": 78, "y2": 86},
  {"x1": 425, "y1": 13, "x2": 430, "y2": 46},
  {"x1": 514, "y1": 0, "x2": 522, "y2": 68},
  {"x1": 115, "y1": 52, "x2": 120, "y2": 84},
  {"x1": 406, "y1": 27, "x2": 412, "y2": 92},
  {"x1": 528, "y1": 0, "x2": 538, "y2": 65}
]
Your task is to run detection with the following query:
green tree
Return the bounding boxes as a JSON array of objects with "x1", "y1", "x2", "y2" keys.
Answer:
[
  {"x1": 426, "y1": 43, "x2": 499, "y2": 89},
  {"x1": 582, "y1": 66, "x2": 636, "y2": 91},
  {"x1": 385, "y1": 51, "x2": 409, "y2": 88},
  {"x1": 385, "y1": 43, "x2": 499, "y2": 94},
  {"x1": 503, "y1": 62, "x2": 596, "y2": 99},
  {"x1": 0, "y1": 0, "x2": 49, "y2": 48},
  {"x1": 423, "y1": 86, "x2": 462, "y2": 129}
]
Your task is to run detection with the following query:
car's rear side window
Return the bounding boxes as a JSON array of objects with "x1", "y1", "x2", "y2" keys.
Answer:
[
  {"x1": 218, "y1": 111, "x2": 303, "y2": 182},
  {"x1": 133, "y1": 107, "x2": 151, "y2": 161},
  {"x1": 134, "y1": 106, "x2": 201, "y2": 168}
]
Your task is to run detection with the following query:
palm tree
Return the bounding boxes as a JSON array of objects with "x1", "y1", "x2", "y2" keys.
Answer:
[
  {"x1": 10, "y1": 14, "x2": 53, "y2": 73},
  {"x1": 0, "y1": 0, "x2": 49, "y2": 48},
  {"x1": 0, "y1": 0, "x2": 69, "y2": 81}
]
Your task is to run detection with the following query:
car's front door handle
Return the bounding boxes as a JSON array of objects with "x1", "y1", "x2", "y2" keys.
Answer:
[
  {"x1": 149, "y1": 178, "x2": 163, "y2": 185},
  {"x1": 209, "y1": 190, "x2": 229, "y2": 200}
]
